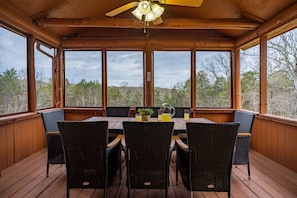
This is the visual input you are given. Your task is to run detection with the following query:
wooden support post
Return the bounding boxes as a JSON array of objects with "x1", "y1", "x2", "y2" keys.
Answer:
[
  {"x1": 260, "y1": 35, "x2": 267, "y2": 114},
  {"x1": 27, "y1": 35, "x2": 36, "y2": 112},
  {"x1": 234, "y1": 48, "x2": 241, "y2": 109}
]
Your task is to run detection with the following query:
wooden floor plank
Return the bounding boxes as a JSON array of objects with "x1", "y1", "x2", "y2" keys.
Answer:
[
  {"x1": 249, "y1": 151, "x2": 297, "y2": 197},
  {"x1": 230, "y1": 174, "x2": 257, "y2": 198},
  {"x1": 1, "y1": 148, "x2": 297, "y2": 198},
  {"x1": 250, "y1": 150, "x2": 297, "y2": 196},
  {"x1": 232, "y1": 167, "x2": 272, "y2": 198},
  {"x1": 8, "y1": 164, "x2": 49, "y2": 198},
  {"x1": 23, "y1": 165, "x2": 66, "y2": 198},
  {"x1": 0, "y1": 153, "x2": 46, "y2": 195}
]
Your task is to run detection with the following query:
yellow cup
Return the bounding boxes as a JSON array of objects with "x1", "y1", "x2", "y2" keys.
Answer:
[
  {"x1": 184, "y1": 109, "x2": 190, "y2": 121},
  {"x1": 135, "y1": 113, "x2": 142, "y2": 122},
  {"x1": 162, "y1": 113, "x2": 171, "y2": 122},
  {"x1": 158, "y1": 109, "x2": 163, "y2": 121}
]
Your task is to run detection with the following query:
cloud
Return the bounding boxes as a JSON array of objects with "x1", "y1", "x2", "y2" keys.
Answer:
[
  {"x1": 1, "y1": 27, "x2": 223, "y2": 89},
  {"x1": 0, "y1": 28, "x2": 27, "y2": 73}
]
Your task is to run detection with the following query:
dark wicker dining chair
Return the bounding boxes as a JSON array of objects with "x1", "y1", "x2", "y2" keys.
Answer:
[
  {"x1": 57, "y1": 121, "x2": 121, "y2": 198},
  {"x1": 122, "y1": 121, "x2": 174, "y2": 198},
  {"x1": 173, "y1": 107, "x2": 190, "y2": 118},
  {"x1": 40, "y1": 109, "x2": 65, "y2": 177},
  {"x1": 233, "y1": 110, "x2": 255, "y2": 178},
  {"x1": 176, "y1": 122, "x2": 240, "y2": 198},
  {"x1": 106, "y1": 106, "x2": 130, "y2": 117}
]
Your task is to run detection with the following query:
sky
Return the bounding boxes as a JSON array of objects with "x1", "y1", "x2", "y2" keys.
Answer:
[{"x1": 1, "y1": 27, "x2": 217, "y2": 89}]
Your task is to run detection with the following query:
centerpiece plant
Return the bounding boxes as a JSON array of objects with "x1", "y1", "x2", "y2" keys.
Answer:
[{"x1": 137, "y1": 108, "x2": 154, "y2": 121}]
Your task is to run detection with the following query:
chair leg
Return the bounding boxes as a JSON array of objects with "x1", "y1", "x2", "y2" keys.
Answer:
[
  {"x1": 128, "y1": 187, "x2": 130, "y2": 198},
  {"x1": 176, "y1": 164, "x2": 178, "y2": 183},
  {"x1": 119, "y1": 148, "x2": 122, "y2": 181},
  {"x1": 46, "y1": 162, "x2": 49, "y2": 177},
  {"x1": 103, "y1": 187, "x2": 107, "y2": 198},
  {"x1": 248, "y1": 162, "x2": 251, "y2": 179},
  {"x1": 175, "y1": 150, "x2": 178, "y2": 183},
  {"x1": 66, "y1": 186, "x2": 70, "y2": 198}
]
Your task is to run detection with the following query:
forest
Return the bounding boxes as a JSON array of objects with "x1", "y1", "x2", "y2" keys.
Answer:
[{"x1": 0, "y1": 29, "x2": 296, "y2": 119}]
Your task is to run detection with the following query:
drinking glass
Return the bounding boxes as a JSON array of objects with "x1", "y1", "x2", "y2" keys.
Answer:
[
  {"x1": 158, "y1": 109, "x2": 163, "y2": 121},
  {"x1": 135, "y1": 113, "x2": 142, "y2": 122},
  {"x1": 184, "y1": 109, "x2": 190, "y2": 120}
]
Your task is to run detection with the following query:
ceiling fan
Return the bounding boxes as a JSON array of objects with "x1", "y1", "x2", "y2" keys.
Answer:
[{"x1": 105, "y1": 0, "x2": 203, "y2": 24}]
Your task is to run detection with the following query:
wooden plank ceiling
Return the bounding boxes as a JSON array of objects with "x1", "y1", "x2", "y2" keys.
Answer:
[{"x1": 1, "y1": 0, "x2": 296, "y2": 40}]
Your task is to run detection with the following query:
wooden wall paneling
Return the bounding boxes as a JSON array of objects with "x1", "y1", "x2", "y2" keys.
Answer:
[
  {"x1": 13, "y1": 117, "x2": 46, "y2": 163},
  {"x1": 284, "y1": 125, "x2": 296, "y2": 171},
  {"x1": 270, "y1": 121, "x2": 280, "y2": 162},
  {"x1": 64, "y1": 109, "x2": 103, "y2": 121},
  {"x1": 0, "y1": 116, "x2": 46, "y2": 173},
  {"x1": 250, "y1": 118, "x2": 258, "y2": 149},
  {"x1": 0, "y1": 125, "x2": 8, "y2": 173},
  {"x1": 27, "y1": 119, "x2": 34, "y2": 155},
  {"x1": 276, "y1": 124, "x2": 289, "y2": 164},
  {"x1": 251, "y1": 117, "x2": 297, "y2": 173},
  {"x1": 36, "y1": 116, "x2": 46, "y2": 150},
  {"x1": 264, "y1": 119, "x2": 273, "y2": 158},
  {"x1": 263, "y1": 120, "x2": 271, "y2": 157},
  {"x1": 192, "y1": 112, "x2": 232, "y2": 122},
  {"x1": 251, "y1": 118, "x2": 266, "y2": 154},
  {"x1": 31, "y1": 116, "x2": 45, "y2": 152},
  {"x1": 293, "y1": 127, "x2": 297, "y2": 172},
  {"x1": 14, "y1": 119, "x2": 30, "y2": 162},
  {"x1": 6, "y1": 124, "x2": 14, "y2": 168}
]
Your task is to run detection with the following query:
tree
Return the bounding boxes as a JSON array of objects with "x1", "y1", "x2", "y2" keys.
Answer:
[
  {"x1": 0, "y1": 69, "x2": 23, "y2": 114},
  {"x1": 241, "y1": 71, "x2": 259, "y2": 111},
  {"x1": 268, "y1": 29, "x2": 297, "y2": 90},
  {"x1": 267, "y1": 29, "x2": 297, "y2": 118},
  {"x1": 197, "y1": 52, "x2": 231, "y2": 107}
]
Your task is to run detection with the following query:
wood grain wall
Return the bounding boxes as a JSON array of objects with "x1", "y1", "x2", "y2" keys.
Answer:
[
  {"x1": 251, "y1": 116, "x2": 297, "y2": 173},
  {"x1": 0, "y1": 114, "x2": 46, "y2": 174}
]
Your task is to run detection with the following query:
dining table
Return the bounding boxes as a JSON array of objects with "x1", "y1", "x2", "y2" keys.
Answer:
[
  {"x1": 84, "y1": 116, "x2": 213, "y2": 133},
  {"x1": 84, "y1": 116, "x2": 214, "y2": 148}
]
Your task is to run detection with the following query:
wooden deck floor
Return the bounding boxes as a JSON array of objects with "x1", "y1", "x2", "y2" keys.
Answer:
[{"x1": 0, "y1": 149, "x2": 297, "y2": 198}]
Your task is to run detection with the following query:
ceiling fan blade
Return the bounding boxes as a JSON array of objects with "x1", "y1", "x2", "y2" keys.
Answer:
[
  {"x1": 153, "y1": 17, "x2": 163, "y2": 25},
  {"x1": 105, "y1": 2, "x2": 138, "y2": 17},
  {"x1": 158, "y1": 0, "x2": 203, "y2": 7}
]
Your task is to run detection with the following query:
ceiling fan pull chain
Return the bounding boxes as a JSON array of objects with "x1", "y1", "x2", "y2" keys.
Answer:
[{"x1": 143, "y1": 21, "x2": 147, "y2": 33}]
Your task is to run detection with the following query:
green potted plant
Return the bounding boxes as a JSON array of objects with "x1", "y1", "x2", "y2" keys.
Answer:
[{"x1": 137, "y1": 108, "x2": 154, "y2": 121}]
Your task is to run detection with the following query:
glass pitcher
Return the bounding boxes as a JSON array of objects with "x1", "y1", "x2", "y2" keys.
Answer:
[{"x1": 161, "y1": 103, "x2": 175, "y2": 121}]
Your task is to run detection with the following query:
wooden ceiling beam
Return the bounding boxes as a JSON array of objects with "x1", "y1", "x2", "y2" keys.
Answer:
[
  {"x1": 236, "y1": 2, "x2": 297, "y2": 47},
  {"x1": 61, "y1": 38, "x2": 235, "y2": 49},
  {"x1": 36, "y1": 18, "x2": 259, "y2": 30},
  {"x1": 0, "y1": 1, "x2": 60, "y2": 46}
]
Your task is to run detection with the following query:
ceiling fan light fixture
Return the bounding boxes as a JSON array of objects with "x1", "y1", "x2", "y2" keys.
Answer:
[
  {"x1": 132, "y1": 8, "x2": 143, "y2": 20},
  {"x1": 130, "y1": 0, "x2": 164, "y2": 23},
  {"x1": 145, "y1": 10, "x2": 156, "y2": 21},
  {"x1": 138, "y1": 1, "x2": 150, "y2": 15},
  {"x1": 151, "y1": 3, "x2": 164, "y2": 18}
]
